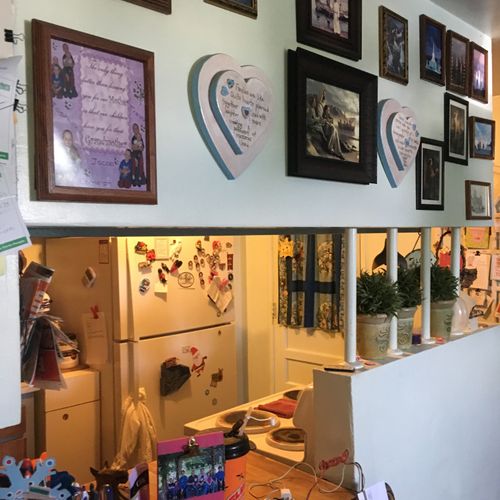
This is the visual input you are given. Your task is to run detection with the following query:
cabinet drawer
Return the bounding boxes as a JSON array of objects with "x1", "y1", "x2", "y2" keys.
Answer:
[{"x1": 45, "y1": 370, "x2": 99, "y2": 411}]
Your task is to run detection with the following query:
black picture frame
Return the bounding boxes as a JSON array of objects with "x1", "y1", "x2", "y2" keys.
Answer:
[
  {"x1": 469, "y1": 117, "x2": 495, "y2": 160},
  {"x1": 469, "y1": 42, "x2": 488, "y2": 103},
  {"x1": 419, "y1": 15, "x2": 446, "y2": 86},
  {"x1": 296, "y1": 0, "x2": 362, "y2": 61},
  {"x1": 446, "y1": 30, "x2": 469, "y2": 95},
  {"x1": 444, "y1": 92, "x2": 468, "y2": 165},
  {"x1": 204, "y1": 0, "x2": 257, "y2": 18},
  {"x1": 287, "y1": 48, "x2": 377, "y2": 184},
  {"x1": 379, "y1": 6, "x2": 408, "y2": 85},
  {"x1": 465, "y1": 180, "x2": 492, "y2": 220},
  {"x1": 416, "y1": 138, "x2": 444, "y2": 211}
]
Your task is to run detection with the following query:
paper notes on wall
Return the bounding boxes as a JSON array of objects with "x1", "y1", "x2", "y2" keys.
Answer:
[{"x1": 82, "y1": 311, "x2": 109, "y2": 364}]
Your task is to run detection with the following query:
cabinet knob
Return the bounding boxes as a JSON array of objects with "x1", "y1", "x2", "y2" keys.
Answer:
[{"x1": 62, "y1": 413, "x2": 69, "y2": 421}]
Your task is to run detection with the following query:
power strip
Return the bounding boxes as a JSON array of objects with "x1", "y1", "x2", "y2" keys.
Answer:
[{"x1": 266, "y1": 488, "x2": 293, "y2": 500}]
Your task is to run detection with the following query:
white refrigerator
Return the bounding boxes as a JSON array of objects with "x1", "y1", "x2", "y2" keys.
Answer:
[{"x1": 45, "y1": 235, "x2": 238, "y2": 465}]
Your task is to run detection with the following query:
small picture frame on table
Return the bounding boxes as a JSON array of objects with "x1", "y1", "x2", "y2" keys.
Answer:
[
  {"x1": 419, "y1": 15, "x2": 446, "y2": 86},
  {"x1": 204, "y1": 0, "x2": 257, "y2": 18},
  {"x1": 32, "y1": 19, "x2": 157, "y2": 204},
  {"x1": 469, "y1": 42, "x2": 488, "y2": 103},
  {"x1": 296, "y1": 0, "x2": 362, "y2": 61},
  {"x1": 446, "y1": 30, "x2": 469, "y2": 95},
  {"x1": 416, "y1": 138, "x2": 444, "y2": 211},
  {"x1": 122, "y1": 0, "x2": 171, "y2": 14},
  {"x1": 287, "y1": 47, "x2": 377, "y2": 184},
  {"x1": 469, "y1": 117, "x2": 495, "y2": 160},
  {"x1": 465, "y1": 180, "x2": 492, "y2": 220},
  {"x1": 444, "y1": 92, "x2": 469, "y2": 165},
  {"x1": 378, "y1": 6, "x2": 408, "y2": 85}
]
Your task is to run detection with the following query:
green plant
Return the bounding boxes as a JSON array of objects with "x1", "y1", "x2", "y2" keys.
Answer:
[
  {"x1": 430, "y1": 264, "x2": 459, "y2": 302},
  {"x1": 357, "y1": 271, "x2": 401, "y2": 316},
  {"x1": 397, "y1": 266, "x2": 422, "y2": 308}
]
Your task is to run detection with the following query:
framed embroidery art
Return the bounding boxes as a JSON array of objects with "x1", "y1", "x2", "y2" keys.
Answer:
[{"x1": 32, "y1": 19, "x2": 157, "y2": 204}]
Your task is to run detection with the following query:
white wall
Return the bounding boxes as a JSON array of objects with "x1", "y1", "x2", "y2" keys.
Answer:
[{"x1": 314, "y1": 326, "x2": 500, "y2": 499}]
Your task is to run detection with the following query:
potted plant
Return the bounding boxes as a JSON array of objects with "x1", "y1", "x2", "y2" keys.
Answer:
[
  {"x1": 430, "y1": 264, "x2": 459, "y2": 340},
  {"x1": 357, "y1": 271, "x2": 401, "y2": 359},
  {"x1": 396, "y1": 266, "x2": 422, "y2": 350}
]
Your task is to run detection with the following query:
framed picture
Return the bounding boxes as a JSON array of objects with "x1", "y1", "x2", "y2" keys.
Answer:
[
  {"x1": 287, "y1": 48, "x2": 377, "y2": 184},
  {"x1": 122, "y1": 0, "x2": 171, "y2": 14},
  {"x1": 446, "y1": 30, "x2": 469, "y2": 95},
  {"x1": 32, "y1": 20, "x2": 157, "y2": 204},
  {"x1": 416, "y1": 138, "x2": 444, "y2": 210},
  {"x1": 469, "y1": 42, "x2": 488, "y2": 103},
  {"x1": 296, "y1": 0, "x2": 362, "y2": 61},
  {"x1": 470, "y1": 117, "x2": 495, "y2": 160},
  {"x1": 378, "y1": 7, "x2": 408, "y2": 85},
  {"x1": 465, "y1": 180, "x2": 492, "y2": 220},
  {"x1": 444, "y1": 92, "x2": 468, "y2": 165},
  {"x1": 204, "y1": 0, "x2": 257, "y2": 18},
  {"x1": 419, "y1": 15, "x2": 446, "y2": 86}
]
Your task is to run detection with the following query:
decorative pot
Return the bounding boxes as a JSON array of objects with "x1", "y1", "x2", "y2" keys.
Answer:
[
  {"x1": 357, "y1": 314, "x2": 391, "y2": 359},
  {"x1": 397, "y1": 306, "x2": 417, "y2": 350},
  {"x1": 430, "y1": 300, "x2": 456, "y2": 340}
]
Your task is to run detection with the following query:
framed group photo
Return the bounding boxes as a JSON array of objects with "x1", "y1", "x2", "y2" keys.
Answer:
[
  {"x1": 446, "y1": 30, "x2": 469, "y2": 95},
  {"x1": 444, "y1": 92, "x2": 468, "y2": 165},
  {"x1": 419, "y1": 15, "x2": 446, "y2": 86},
  {"x1": 287, "y1": 48, "x2": 377, "y2": 184},
  {"x1": 379, "y1": 6, "x2": 408, "y2": 85},
  {"x1": 296, "y1": 0, "x2": 362, "y2": 61},
  {"x1": 470, "y1": 117, "x2": 495, "y2": 160},
  {"x1": 465, "y1": 180, "x2": 492, "y2": 220},
  {"x1": 469, "y1": 42, "x2": 488, "y2": 103},
  {"x1": 204, "y1": 0, "x2": 257, "y2": 18},
  {"x1": 416, "y1": 138, "x2": 444, "y2": 211},
  {"x1": 32, "y1": 19, "x2": 157, "y2": 204}
]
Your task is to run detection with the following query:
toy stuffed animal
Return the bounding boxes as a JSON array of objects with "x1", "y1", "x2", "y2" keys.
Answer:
[{"x1": 89, "y1": 462, "x2": 129, "y2": 499}]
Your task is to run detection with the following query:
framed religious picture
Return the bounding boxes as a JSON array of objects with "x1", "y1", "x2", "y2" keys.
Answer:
[
  {"x1": 445, "y1": 30, "x2": 469, "y2": 95},
  {"x1": 416, "y1": 138, "x2": 444, "y2": 211},
  {"x1": 465, "y1": 180, "x2": 492, "y2": 220},
  {"x1": 287, "y1": 48, "x2": 377, "y2": 184},
  {"x1": 204, "y1": 0, "x2": 257, "y2": 18},
  {"x1": 419, "y1": 15, "x2": 446, "y2": 86},
  {"x1": 122, "y1": 0, "x2": 171, "y2": 14},
  {"x1": 444, "y1": 92, "x2": 468, "y2": 165},
  {"x1": 469, "y1": 117, "x2": 495, "y2": 160},
  {"x1": 296, "y1": 0, "x2": 362, "y2": 61},
  {"x1": 469, "y1": 42, "x2": 488, "y2": 103},
  {"x1": 32, "y1": 20, "x2": 157, "y2": 204},
  {"x1": 378, "y1": 6, "x2": 408, "y2": 85}
]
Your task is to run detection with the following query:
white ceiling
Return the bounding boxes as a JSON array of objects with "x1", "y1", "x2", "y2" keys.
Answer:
[{"x1": 431, "y1": 0, "x2": 500, "y2": 39}]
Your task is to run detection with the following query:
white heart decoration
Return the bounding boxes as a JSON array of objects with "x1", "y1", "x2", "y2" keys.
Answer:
[
  {"x1": 191, "y1": 54, "x2": 274, "y2": 179},
  {"x1": 377, "y1": 99, "x2": 420, "y2": 188}
]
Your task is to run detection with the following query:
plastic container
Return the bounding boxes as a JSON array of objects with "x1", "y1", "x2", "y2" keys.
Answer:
[{"x1": 223, "y1": 430, "x2": 250, "y2": 500}]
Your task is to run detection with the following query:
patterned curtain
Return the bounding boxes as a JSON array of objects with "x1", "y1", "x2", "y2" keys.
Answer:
[{"x1": 278, "y1": 234, "x2": 343, "y2": 332}]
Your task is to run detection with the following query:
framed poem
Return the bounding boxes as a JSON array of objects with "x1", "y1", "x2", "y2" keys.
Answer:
[
  {"x1": 469, "y1": 42, "x2": 488, "y2": 103},
  {"x1": 287, "y1": 47, "x2": 377, "y2": 184},
  {"x1": 444, "y1": 92, "x2": 468, "y2": 165},
  {"x1": 419, "y1": 15, "x2": 446, "y2": 86},
  {"x1": 446, "y1": 30, "x2": 469, "y2": 95},
  {"x1": 469, "y1": 117, "x2": 495, "y2": 160},
  {"x1": 465, "y1": 180, "x2": 492, "y2": 220},
  {"x1": 122, "y1": 0, "x2": 171, "y2": 14},
  {"x1": 296, "y1": 0, "x2": 362, "y2": 61},
  {"x1": 379, "y1": 6, "x2": 408, "y2": 85},
  {"x1": 416, "y1": 138, "x2": 444, "y2": 211},
  {"x1": 32, "y1": 20, "x2": 157, "y2": 204},
  {"x1": 204, "y1": 0, "x2": 257, "y2": 18}
]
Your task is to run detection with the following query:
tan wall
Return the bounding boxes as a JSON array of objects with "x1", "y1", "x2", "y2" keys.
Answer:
[{"x1": 494, "y1": 39, "x2": 500, "y2": 97}]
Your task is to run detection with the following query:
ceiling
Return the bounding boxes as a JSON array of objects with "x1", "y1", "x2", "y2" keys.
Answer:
[{"x1": 431, "y1": 0, "x2": 500, "y2": 39}]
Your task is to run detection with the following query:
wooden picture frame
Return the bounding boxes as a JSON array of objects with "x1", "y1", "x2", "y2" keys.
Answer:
[
  {"x1": 446, "y1": 30, "x2": 469, "y2": 95},
  {"x1": 469, "y1": 117, "x2": 495, "y2": 160},
  {"x1": 287, "y1": 48, "x2": 377, "y2": 184},
  {"x1": 296, "y1": 0, "x2": 362, "y2": 61},
  {"x1": 416, "y1": 138, "x2": 444, "y2": 211},
  {"x1": 469, "y1": 42, "x2": 488, "y2": 103},
  {"x1": 419, "y1": 15, "x2": 446, "y2": 86},
  {"x1": 32, "y1": 19, "x2": 157, "y2": 204},
  {"x1": 204, "y1": 0, "x2": 257, "y2": 18},
  {"x1": 379, "y1": 6, "x2": 408, "y2": 85},
  {"x1": 444, "y1": 92, "x2": 468, "y2": 165},
  {"x1": 122, "y1": 0, "x2": 171, "y2": 14},
  {"x1": 465, "y1": 180, "x2": 492, "y2": 220}
]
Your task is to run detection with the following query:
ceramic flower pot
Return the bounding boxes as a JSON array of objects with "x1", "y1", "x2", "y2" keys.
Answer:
[
  {"x1": 397, "y1": 306, "x2": 417, "y2": 350},
  {"x1": 430, "y1": 300, "x2": 456, "y2": 340},
  {"x1": 357, "y1": 314, "x2": 391, "y2": 359}
]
